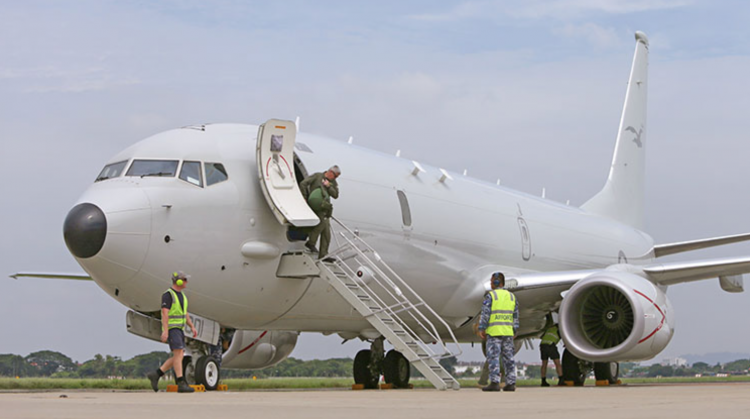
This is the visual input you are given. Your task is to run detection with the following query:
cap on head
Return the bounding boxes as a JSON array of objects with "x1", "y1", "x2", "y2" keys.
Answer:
[
  {"x1": 172, "y1": 271, "x2": 190, "y2": 286},
  {"x1": 328, "y1": 165, "x2": 341, "y2": 176}
]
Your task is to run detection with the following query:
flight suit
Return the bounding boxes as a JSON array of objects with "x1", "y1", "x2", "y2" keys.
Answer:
[{"x1": 301, "y1": 172, "x2": 339, "y2": 257}]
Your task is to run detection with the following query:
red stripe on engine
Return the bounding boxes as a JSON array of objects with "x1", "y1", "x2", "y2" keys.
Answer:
[
  {"x1": 238, "y1": 331, "x2": 268, "y2": 354},
  {"x1": 633, "y1": 289, "x2": 666, "y2": 343}
]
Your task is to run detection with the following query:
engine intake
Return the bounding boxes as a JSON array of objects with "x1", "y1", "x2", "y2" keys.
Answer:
[{"x1": 560, "y1": 271, "x2": 674, "y2": 362}]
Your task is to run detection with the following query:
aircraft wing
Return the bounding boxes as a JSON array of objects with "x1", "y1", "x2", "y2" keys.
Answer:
[
  {"x1": 643, "y1": 256, "x2": 748, "y2": 291},
  {"x1": 510, "y1": 256, "x2": 749, "y2": 293},
  {"x1": 9, "y1": 272, "x2": 92, "y2": 281}
]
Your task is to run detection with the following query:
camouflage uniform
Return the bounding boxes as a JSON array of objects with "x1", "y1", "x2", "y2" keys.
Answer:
[
  {"x1": 478, "y1": 291, "x2": 519, "y2": 385},
  {"x1": 208, "y1": 329, "x2": 235, "y2": 367}
]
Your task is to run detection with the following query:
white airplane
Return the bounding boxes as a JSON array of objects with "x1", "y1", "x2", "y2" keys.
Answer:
[{"x1": 12, "y1": 32, "x2": 750, "y2": 390}]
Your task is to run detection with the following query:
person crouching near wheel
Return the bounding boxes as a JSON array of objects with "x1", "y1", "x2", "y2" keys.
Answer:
[{"x1": 147, "y1": 271, "x2": 198, "y2": 393}]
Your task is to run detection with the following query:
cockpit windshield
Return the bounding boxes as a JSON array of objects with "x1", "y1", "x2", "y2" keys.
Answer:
[
  {"x1": 126, "y1": 160, "x2": 179, "y2": 178},
  {"x1": 95, "y1": 160, "x2": 128, "y2": 182}
]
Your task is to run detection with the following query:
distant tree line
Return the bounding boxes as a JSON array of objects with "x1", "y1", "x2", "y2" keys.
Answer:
[
  {"x1": 0, "y1": 350, "x2": 169, "y2": 378},
  {"x1": 3, "y1": 351, "x2": 748, "y2": 379}
]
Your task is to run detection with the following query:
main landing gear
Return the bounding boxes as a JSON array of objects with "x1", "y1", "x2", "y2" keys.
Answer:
[
  {"x1": 353, "y1": 337, "x2": 411, "y2": 389},
  {"x1": 561, "y1": 348, "x2": 619, "y2": 386}
]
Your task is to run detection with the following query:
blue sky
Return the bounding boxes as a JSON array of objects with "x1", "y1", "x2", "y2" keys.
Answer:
[{"x1": 2, "y1": 0, "x2": 750, "y2": 364}]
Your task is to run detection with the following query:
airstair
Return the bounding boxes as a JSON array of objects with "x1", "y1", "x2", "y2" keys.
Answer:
[
  {"x1": 255, "y1": 118, "x2": 461, "y2": 390},
  {"x1": 318, "y1": 217, "x2": 461, "y2": 390}
]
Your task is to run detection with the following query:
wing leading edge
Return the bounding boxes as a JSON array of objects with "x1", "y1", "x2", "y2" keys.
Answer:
[{"x1": 10, "y1": 272, "x2": 92, "y2": 281}]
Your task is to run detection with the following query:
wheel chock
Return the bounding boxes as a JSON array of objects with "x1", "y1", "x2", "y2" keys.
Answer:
[
  {"x1": 615, "y1": 379, "x2": 623, "y2": 385},
  {"x1": 563, "y1": 381, "x2": 575, "y2": 387},
  {"x1": 595, "y1": 380, "x2": 610, "y2": 387},
  {"x1": 352, "y1": 384, "x2": 365, "y2": 390},
  {"x1": 380, "y1": 383, "x2": 393, "y2": 390},
  {"x1": 217, "y1": 384, "x2": 228, "y2": 391},
  {"x1": 166, "y1": 384, "x2": 205, "y2": 392}
]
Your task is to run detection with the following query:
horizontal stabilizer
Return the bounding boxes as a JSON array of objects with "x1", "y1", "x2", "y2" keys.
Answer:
[
  {"x1": 9, "y1": 272, "x2": 92, "y2": 281},
  {"x1": 653, "y1": 232, "x2": 750, "y2": 258},
  {"x1": 643, "y1": 256, "x2": 750, "y2": 289}
]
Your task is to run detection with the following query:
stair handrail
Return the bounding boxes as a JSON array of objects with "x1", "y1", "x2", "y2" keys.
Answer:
[{"x1": 327, "y1": 217, "x2": 463, "y2": 358}]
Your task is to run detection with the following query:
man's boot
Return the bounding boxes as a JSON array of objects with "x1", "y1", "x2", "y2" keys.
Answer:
[
  {"x1": 541, "y1": 378, "x2": 550, "y2": 387},
  {"x1": 502, "y1": 384, "x2": 516, "y2": 392},
  {"x1": 177, "y1": 377, "x2": 195, "y2": 393},
  {"x1": 146, "y1": 370, "x2": 160, "y2": 392},
  {"x1": 482, "y1": 382, "x2": 501, "y2": 392},
  {"x1": 557, "y1": 376, "x2": 565, "y2": 386}
]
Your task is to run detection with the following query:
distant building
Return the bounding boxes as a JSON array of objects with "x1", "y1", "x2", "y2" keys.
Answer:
[{"x1": 662, "y1": 357, "x2": 688, "y2": 367}]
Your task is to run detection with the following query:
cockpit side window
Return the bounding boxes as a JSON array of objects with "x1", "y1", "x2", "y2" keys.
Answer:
[
  {"x1": 95, "y1": 160, "x2": 128, "y2": 182},
  {"x1": 126, "y1": 160, "x2": 179, "y2": 178},
  {"x1": 205, "y1": 163, "x2": 228, "y2": 186},
  {"x1": 179, "y1": 161, "x2": 203, "y2": 187}
]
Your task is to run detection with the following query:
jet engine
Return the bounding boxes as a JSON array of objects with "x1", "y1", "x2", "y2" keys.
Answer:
[
  {"x1": 220, "y1": 330, "x2": 299, "y2": 369},
  {"x1": 559, "y1": 271, "x2": 675, "y2": 362}
]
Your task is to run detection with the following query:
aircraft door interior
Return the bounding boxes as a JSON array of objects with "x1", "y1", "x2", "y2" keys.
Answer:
[{"x1": 256, "y1": 119, "x2": 319, "y2": 228}]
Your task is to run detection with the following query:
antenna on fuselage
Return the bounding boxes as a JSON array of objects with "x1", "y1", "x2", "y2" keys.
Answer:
[
  {"x1": 295, "y1": 116, "x2": 300, "y2": 133},
  {"x1": 348, "y1": 136, "x2": 353, "y2": 144}
]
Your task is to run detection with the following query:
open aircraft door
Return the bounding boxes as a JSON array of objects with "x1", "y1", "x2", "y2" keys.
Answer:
[{"x1": 256, "y1": 119, "x2": 320, "y2": 227}]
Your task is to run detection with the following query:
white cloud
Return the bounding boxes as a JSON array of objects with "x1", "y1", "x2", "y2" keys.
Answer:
[
  {"x1": 408, "y1": 0, "x2": 691, "y2": 22},
  {"x1": 555, "y1": 23, "x2": 624, "y2": 48}
]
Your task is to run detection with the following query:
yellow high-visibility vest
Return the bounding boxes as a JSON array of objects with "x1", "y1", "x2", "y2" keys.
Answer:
[
  {"x1": 165, "y1": 288, "x2": 188, "y2": 330},
  {"x1": 486, "y1": 289, "x2": 515, "y2": 337},
  {"x1": 541, "y1": 325, "x2": 560, "y2": 345}
]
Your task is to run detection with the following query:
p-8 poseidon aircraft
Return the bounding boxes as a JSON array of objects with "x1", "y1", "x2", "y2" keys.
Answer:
[{"x1": 14, "y1": 32, "x2": 750, "y2": 390}]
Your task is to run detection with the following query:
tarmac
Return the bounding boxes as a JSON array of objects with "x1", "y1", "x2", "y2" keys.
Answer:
[{"x1": 2, "y1": 383, "x2": 750, "y2": 419}]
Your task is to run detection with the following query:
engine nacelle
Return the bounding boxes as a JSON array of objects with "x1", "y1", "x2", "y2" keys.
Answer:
[
  {"x1": 559, "y1": 271, "x2": 675, "y2": 362},
  {"x1": 220, "y1": 330, "x2": 299, "y2": 369}
]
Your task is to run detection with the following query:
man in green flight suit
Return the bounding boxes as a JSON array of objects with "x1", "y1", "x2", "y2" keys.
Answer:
[{"x1": 300, "y1": 165, "x2": 341, "y2": 259}]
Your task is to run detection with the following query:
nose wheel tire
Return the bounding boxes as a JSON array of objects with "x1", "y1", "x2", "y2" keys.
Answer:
[
  {"x1": 383, "y1": 350, "x2": 410, "y2": 388},
  {"x1": 182, "y1": 356, "x2": 196, "y2": 385},
  {"x1": 353, "y1": 350, "x2": 380, "y2": 389},
  {"x1": 196, "y1": 356, "x2": 221, "y2": 391}
]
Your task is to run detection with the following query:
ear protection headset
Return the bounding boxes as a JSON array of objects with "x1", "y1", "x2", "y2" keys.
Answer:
[
  {"x1": 491, "y1": 272, "x2": 503, "y2": 288},
  {"x1": 172, "y1": 272, "x2": 185, "y2": 287}
]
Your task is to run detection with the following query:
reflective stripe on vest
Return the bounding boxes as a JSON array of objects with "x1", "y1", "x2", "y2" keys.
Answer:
[
  {"x1": 166, "y1": 288, "x2": 188, "y2": 330},
  {"x1": 541, "y1": 325, "x2": 560, "y2": 345},
  {"x1": 486, "y1": 289, "x2": 515, "y2": 337}
]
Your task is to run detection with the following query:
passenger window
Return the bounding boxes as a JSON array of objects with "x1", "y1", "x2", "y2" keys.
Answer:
[
  {"x1": 396, "y1": 190, "x2": 412, "y2": 227},
  {"x1": 205, "y1": 163, "x2": 228, "y2": 186},
  {"x1": 126, "y1": 160, "x2": 179, "y2": 177},
  {"x1": 179, "y1": 161, "x2": 203, "y2": 187},
  {"x1": 95, "y1": 160, "x2": 128, "y2": 182}
]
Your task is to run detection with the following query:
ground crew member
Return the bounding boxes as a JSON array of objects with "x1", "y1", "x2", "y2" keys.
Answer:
[
  {"x1": 540, "y1": 322, "x2": 564, "y2": 386},
  {"x1": 147, "y1": 271, "x2": 198, "y2": 393},
  {"x1": 300, "y1": 165, "x2": 341, "y2": 259},
  {"x1": 478, "y1": 272, "x2": 519, "y2": 392}
]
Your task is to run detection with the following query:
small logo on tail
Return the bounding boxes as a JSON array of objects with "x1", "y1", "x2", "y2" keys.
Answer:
[{"x1": 625, "y1": 126, "x2": 644, "y2": 148}]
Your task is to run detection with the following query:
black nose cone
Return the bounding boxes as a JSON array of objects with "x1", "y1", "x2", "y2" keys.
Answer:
[{"x1": 64, "y1": 203, "x2": 107, "y2": 258}]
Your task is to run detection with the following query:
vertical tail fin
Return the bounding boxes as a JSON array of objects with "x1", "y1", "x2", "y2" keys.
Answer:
[{"x1": 581, "y1": 32, "x2": 649, "y2": 229}]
